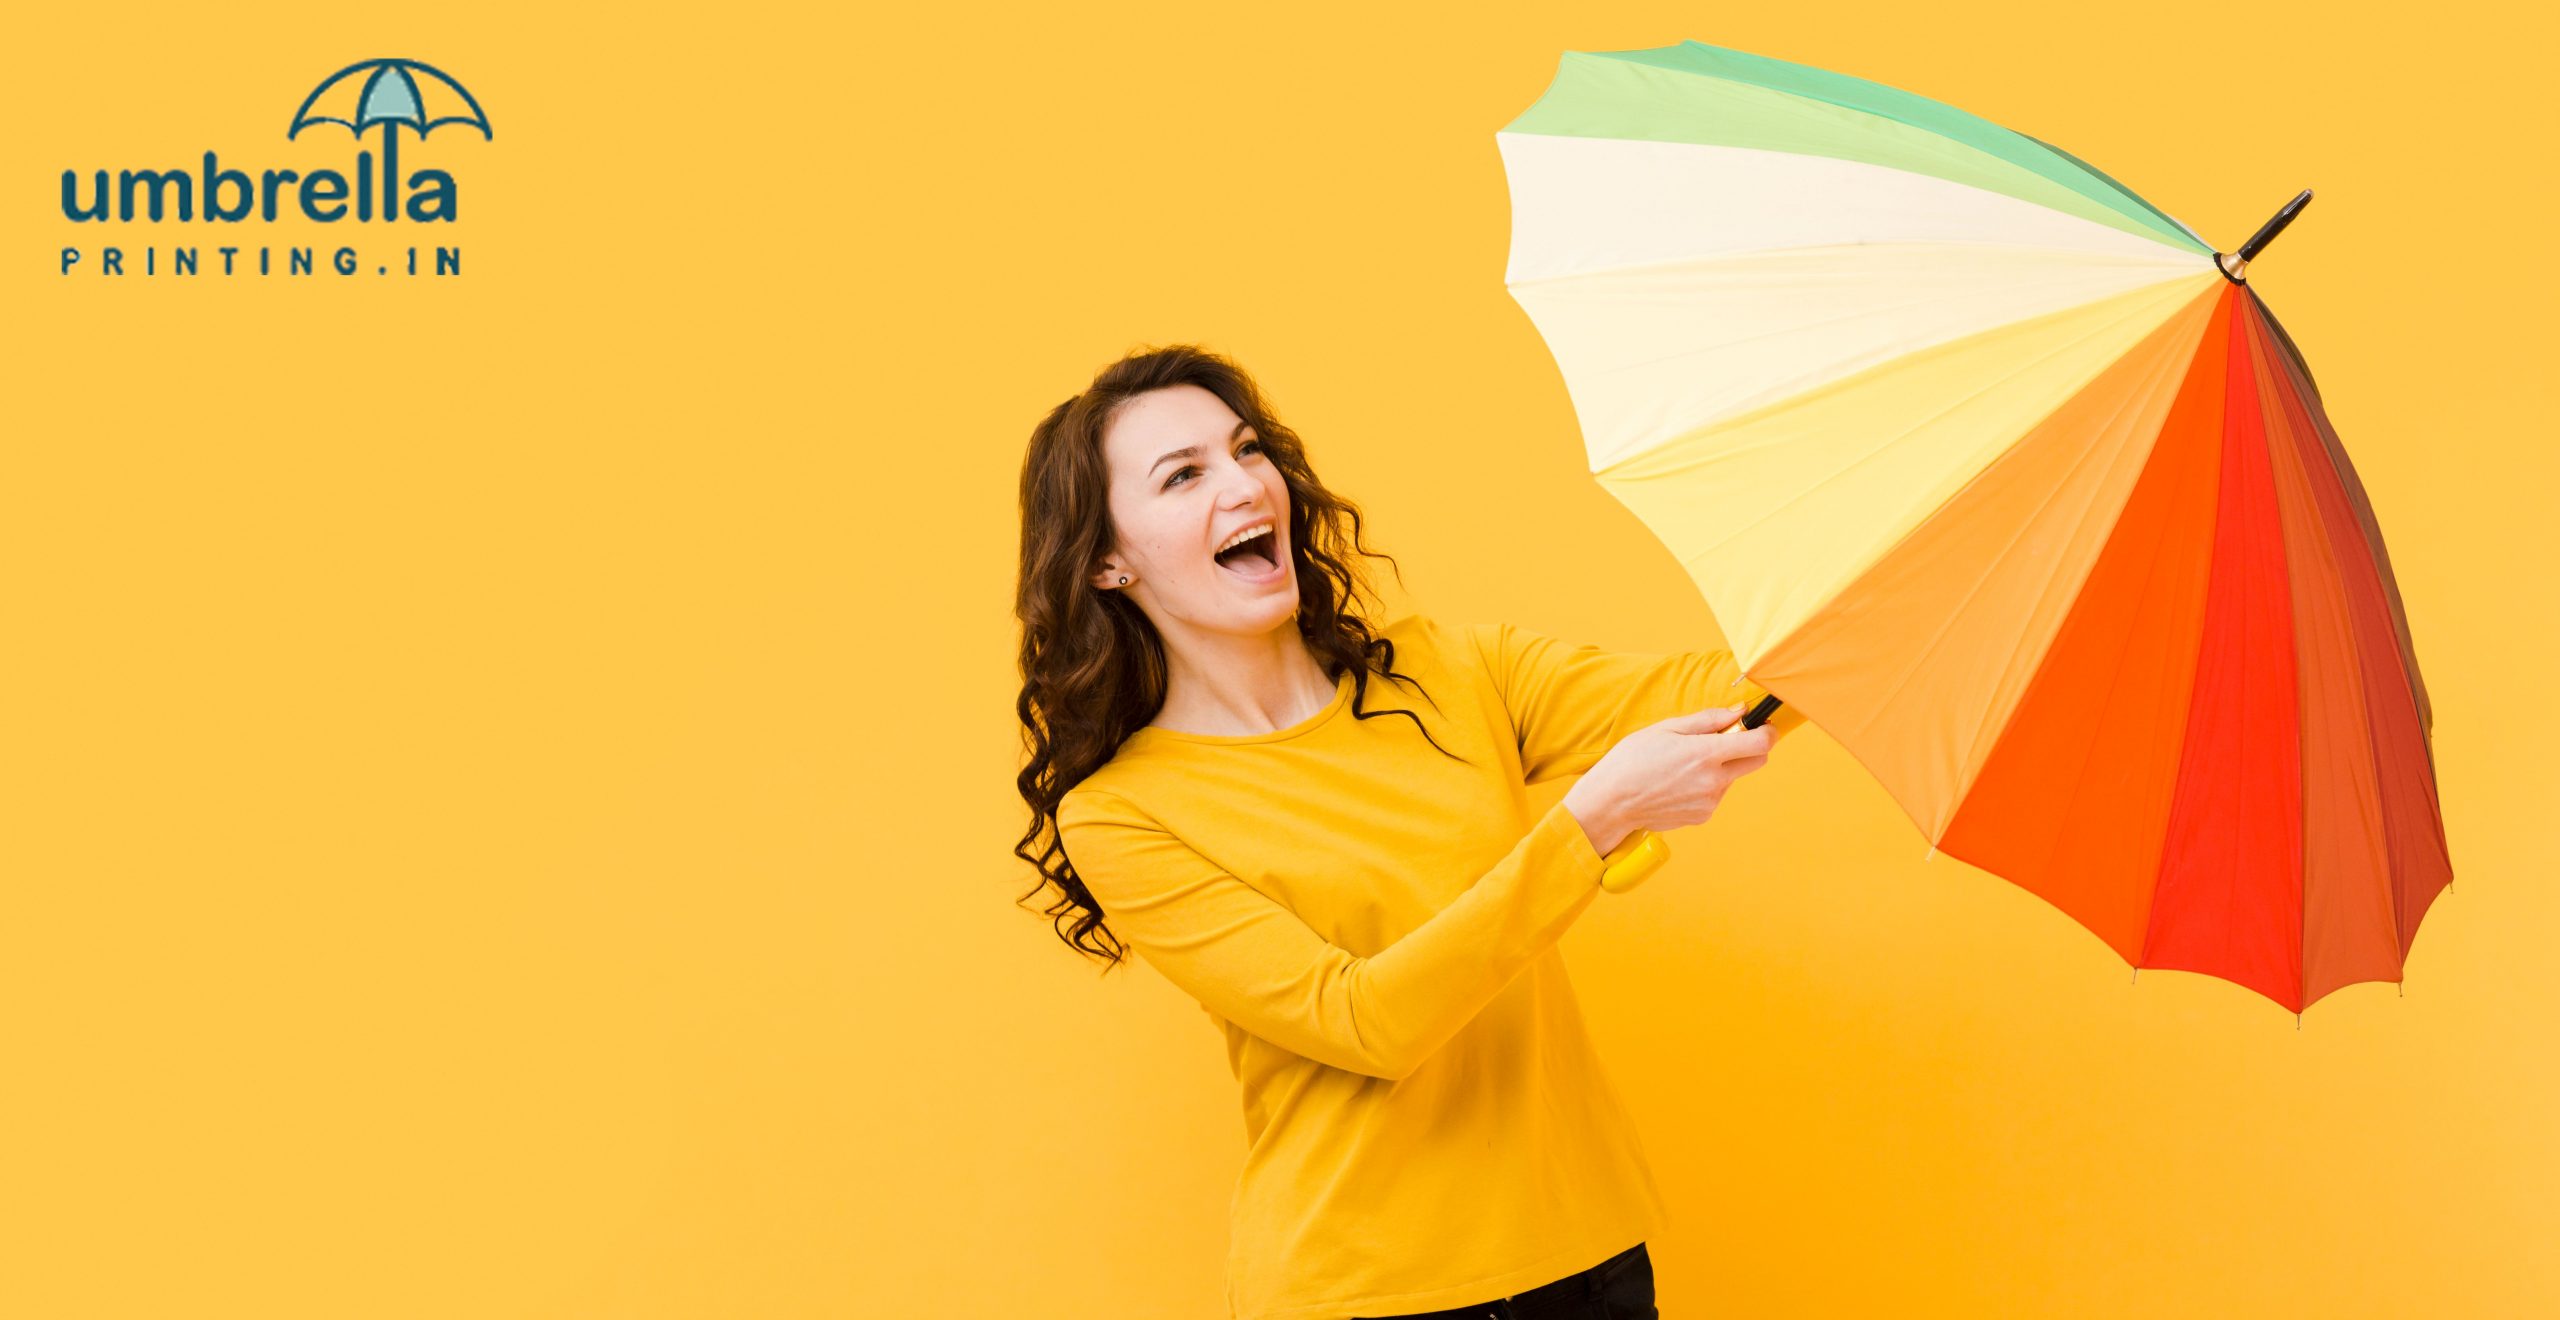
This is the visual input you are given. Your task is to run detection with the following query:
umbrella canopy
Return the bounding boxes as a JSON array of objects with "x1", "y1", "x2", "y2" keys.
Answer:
[
  {"x1": 1496, "y1": 39, "x2": 2451, "y2": 1016},
  {"x1": 288, "y1": 59, "x2": 494, "y2": 141}
]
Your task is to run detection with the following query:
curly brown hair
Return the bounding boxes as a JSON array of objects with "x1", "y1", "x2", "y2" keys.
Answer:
[{"x1": 1012, "y1": 344, "x2": 1466, "y2": 968}]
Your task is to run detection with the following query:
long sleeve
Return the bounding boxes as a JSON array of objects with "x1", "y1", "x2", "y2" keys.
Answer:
[
  {"x1": 1056, "y1": 788, "x2": 1608, "y2": 1081},
  {"x1": 1462, "y1": 619, "x2": 1810, "y2": 783}
]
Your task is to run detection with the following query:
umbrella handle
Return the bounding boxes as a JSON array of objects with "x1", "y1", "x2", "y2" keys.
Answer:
[{"x1": 1596, "y1": 694, "x2": 1785, "y2": 895}]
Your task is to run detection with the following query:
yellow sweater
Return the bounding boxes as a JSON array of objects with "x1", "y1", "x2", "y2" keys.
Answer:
[{"x1": 1057, "y1": 612, "x2": 1803, "y2": 1320}]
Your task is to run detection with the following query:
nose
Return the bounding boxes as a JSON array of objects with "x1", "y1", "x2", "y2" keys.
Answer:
[{"x1": 1211, "y1": 457, "x2": 1265, "y2": 507}]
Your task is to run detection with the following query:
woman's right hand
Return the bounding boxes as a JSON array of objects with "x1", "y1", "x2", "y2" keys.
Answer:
[{"x1": 1562, "y1": 704, "x2": 1775, "y2": 857}]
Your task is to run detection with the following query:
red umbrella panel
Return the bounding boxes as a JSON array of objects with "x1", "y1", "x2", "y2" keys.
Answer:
[{"x1": 1836, "y1": 280, "x2": 2454, "y2": 1015}]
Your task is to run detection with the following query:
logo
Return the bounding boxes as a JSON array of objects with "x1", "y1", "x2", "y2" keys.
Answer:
[{"x1": 59, "y1": 58, "x2": 492, "y2": 279}]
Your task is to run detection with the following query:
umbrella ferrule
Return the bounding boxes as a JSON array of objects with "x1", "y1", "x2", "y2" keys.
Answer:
[
  {"x1": 2215, "y1": 188, "x2": 2314, "y2": 285},
  {"x1": 2238, "y1": 188, "x2": 2314, "y2": 260}
]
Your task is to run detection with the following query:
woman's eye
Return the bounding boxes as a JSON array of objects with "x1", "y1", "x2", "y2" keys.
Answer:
[{"x1": 1162, "y1": 440, "x2": 1263, "y2": 490}]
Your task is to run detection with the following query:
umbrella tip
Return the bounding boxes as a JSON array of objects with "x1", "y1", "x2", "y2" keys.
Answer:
[{"x1": 2233, "y1": 188, "x2": 2316, "y2": 267}]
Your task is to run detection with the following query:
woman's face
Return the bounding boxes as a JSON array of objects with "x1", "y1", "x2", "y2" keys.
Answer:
[{"x1": 1091, "y1": 384, "x2": 1297, "y2": 638}]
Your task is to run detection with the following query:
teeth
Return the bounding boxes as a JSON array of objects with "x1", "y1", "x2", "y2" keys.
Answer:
[{"x1": 1216, "y1": 523, "x2": 1273, "y2": 555}]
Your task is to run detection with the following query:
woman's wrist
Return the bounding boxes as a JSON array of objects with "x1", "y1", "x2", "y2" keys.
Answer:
[{"x1": 1562, "y1": 789, "x2": 1629, "y2": 858}]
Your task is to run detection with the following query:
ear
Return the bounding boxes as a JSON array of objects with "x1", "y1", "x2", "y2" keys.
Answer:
[{"x1": 1088, "y1": 559, "x2": 1126, "y2": 591}]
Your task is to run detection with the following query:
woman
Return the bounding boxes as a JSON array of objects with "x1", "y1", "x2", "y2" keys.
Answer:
[{"x1": 1013, "y1": 345, "x2": 1803, "y2": 1320}]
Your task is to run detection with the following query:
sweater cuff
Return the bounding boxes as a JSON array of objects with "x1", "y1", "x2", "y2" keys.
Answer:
[{"x1": 1539, "y1": 799, "x2": 1608, "y2": 882}]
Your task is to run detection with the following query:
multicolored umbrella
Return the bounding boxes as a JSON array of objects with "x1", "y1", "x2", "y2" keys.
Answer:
[{"x1": 1495, "y1": 39, "x2": 2451, "y2": 1017}]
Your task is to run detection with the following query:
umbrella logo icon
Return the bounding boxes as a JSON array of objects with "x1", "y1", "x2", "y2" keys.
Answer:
[
  {"x1": 288, "y1": 58, "x2": 492, "y2": 142},
  {"x1": 287, "y1": 59, "x2": 490, "y2": 222}
]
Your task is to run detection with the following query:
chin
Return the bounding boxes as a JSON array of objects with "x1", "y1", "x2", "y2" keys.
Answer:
[
  {"x1": 1253, "y1": 594, "x2": 1300, "y2": 631},
  {"x1": 1219, "y1": 587, "x2": 1297, "y2": 636}
]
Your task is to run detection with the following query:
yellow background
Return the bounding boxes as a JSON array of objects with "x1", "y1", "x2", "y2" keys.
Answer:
[{"x1": 3, "y1": 2, "x2": 2551, "y2": 1316}]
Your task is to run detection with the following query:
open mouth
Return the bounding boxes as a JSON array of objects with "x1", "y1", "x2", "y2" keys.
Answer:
[{"x1": 1212, "y1": 526, "x2": 1283, "y2": 581}]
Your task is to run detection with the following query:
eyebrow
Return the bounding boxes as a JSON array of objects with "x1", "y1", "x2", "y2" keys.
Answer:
[{"x1": 1148, "y1": 420, "x2": 1255, "y2": 478}]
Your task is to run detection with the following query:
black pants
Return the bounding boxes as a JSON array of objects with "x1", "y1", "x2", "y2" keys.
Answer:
[{"x1": 1351, "y1": 1242, "x2": 1657, "y2": 1319}]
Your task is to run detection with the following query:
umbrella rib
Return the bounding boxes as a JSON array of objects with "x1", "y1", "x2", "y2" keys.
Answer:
[
  {"x1": 1583, "y1": 268, "x2": 2205, "y2": 463},
  {"x1": 1518, "y1": 62, "x2": 2201, "y2": 257},
  {"x1": 1592, "y1": 286, "x2": 2015, "y2": 384},
  {"x1": 1657, "y1": 289, "x2": 2178, "y2": 562},
  {"x1": 1582, "y1": 261, "x2": 2196, "y2": 383},
  {"x1": 1610, "y1": 47, "x2": 2213, "y2": 253},
  {"x1": 1829, "y1": 338, "x2": 2174, "y2": 825},
  {"x1": 1943, "y1": 304, "x2": 2219, "y2": 795},
  {"x1": 2253, "y1": 307, "x2": 2416, "y2": 953},
  {"x1": 1973, "y1": 289, "x2": 2228, "y2": 967},
  {"x1": 1509, "y1": 239, "x2": 2206, "y2": 293},
  {"x1": 2075, "y1": 418, "x2": 2212, "y2": 971}
]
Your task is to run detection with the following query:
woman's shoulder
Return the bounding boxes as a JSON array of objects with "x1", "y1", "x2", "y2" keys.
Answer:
[
  {"x1": 1057, "y1": 773, "x2": 1144, "y2": 830},
  {"x1": 1371, "y1": 608, "x2": 1461, "y2": 653},
  {"x1": 1056, "y1": 749, "x2": 1181, "y2": 824},
  {"x1": 1374, "y1": 609, "x2": 1501, "y2": 677}
]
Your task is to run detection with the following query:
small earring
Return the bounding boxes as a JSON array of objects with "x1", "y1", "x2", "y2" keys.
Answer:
[{"x1": 1118, "y1": 575, "x2": 1130, "y2": 585}]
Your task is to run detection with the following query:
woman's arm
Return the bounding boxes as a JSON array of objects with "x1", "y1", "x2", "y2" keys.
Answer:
[
  {"x1": 1462, "y1": 619, "x2": 1808, "y2": 784},
  {"x1": 1057, "y1": 788, "x2": 1607, "y2": 1082}
]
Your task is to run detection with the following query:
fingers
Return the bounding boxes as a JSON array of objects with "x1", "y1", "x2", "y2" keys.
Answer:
[
  {"x1": 1708, "y1": 725, "x2": 1775, "y2": 760},
  {"x1": 1661, "y1": 704, "x2": 1744, "y2": 734}
]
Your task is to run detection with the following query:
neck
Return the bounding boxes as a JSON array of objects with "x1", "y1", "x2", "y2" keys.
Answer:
[{"x1": 1151, "y1": 621, "x2": 1337, "y2": 736}]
